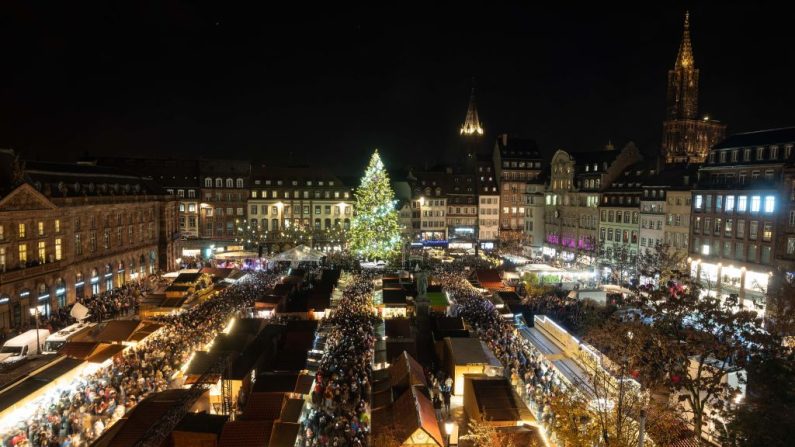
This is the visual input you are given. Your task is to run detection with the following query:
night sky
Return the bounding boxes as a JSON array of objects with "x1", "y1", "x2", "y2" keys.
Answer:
[{"x1": 0, "y1": 2, "x2": 792, "y2": 176}]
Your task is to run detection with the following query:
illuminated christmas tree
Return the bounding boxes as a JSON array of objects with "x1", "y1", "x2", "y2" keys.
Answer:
[{"x1": 349, "y1": 150, "x2": 401, "y2": 261}]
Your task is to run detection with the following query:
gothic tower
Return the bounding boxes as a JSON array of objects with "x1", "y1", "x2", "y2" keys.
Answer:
[
  {"x1": 661, "y1": 12, "x2": 726, "y2": 164},
  {"x1": 459, "y1": 83, "x2": 484, "y2": 172},
  {"x1": 666, "y1": 11, "x2": 698, "y2": 120}
]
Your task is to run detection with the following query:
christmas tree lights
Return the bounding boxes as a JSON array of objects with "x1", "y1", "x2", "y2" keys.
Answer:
[{"x1": 349, "y1": 150, "x2": 401, "y2": 261}]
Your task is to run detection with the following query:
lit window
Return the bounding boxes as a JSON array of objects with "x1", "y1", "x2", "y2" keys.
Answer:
[
  {"x1": 725, "y1": 196, "x2": 735, "y2": 212},
  {"x1": 737, "y1": 196, "x2": 747, "y2": 212},
  {"x1": 764, "y1": 196, "x2": 775, "y2": 213},
  {"x1": 702, "y1": 244, "x2": 710, "y2": 255},
  {"x1": 694, "y1": 195, "x2": 703, "y2": 210},
  {"x1": 750, "y1": 196, "x2": 761, "y2": 213}
]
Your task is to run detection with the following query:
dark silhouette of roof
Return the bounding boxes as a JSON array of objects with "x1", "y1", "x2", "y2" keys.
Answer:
[{"x1": 713, "y1": 127, "x2": 795, "y2": 149}]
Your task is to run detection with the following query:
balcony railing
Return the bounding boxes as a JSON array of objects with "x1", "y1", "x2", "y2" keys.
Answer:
[{"x1": 0, "y1": 260, "x2": 63, "y2": 284}]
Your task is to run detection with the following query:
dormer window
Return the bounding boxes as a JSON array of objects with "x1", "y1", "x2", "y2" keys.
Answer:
[
  {"x1": 770, "y1": 146, "x2": 779, "y2": 159},
  {"x1": 709, "y1": 153, "x2": 716, "y2": 163},
  {"x1": 756, "y1": 147, "x2": 764, "y2": 160}
]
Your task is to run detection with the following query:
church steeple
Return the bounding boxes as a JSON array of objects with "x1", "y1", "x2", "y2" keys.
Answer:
[
  {"x1": 666, "y1": 10, "x2": 699, "y2": 121},
  {"x1": 675, "y1": 11, "x2": 695, "y2": 68},
  {"x1": 661, "y1": 11, "x2": 726, "y2": 165},
  {"x1": 460, "y1": 85, "x2": 483, "y2": 136}
]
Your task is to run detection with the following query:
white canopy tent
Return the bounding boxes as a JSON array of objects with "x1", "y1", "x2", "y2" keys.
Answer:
[
  {"x1": 270, "y1": 244, "x2": 326, "y2": 267},
  {"x1": 70, "y1": 302, "x2": 90, "y2": 321}
]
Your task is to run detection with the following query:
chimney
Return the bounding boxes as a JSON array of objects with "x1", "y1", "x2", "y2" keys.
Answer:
[{"x1": 502, "y1": 133, "x2": 508, "y2": 146}]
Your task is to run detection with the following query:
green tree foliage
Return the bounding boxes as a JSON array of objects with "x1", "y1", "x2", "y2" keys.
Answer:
[{"x1": 349, "y1": 150, "x2": 401, "y2": 261}]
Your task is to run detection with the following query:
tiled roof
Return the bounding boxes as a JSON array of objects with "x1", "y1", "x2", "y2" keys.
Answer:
[{"x1": 218, "y1": 420, "x2": 274, "y2": 447}]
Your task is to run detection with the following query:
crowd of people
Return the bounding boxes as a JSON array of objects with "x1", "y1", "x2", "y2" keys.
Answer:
[
  {"x1": 76, "y1": 281, "x2": 150, "y2": 323},
  {"x1": 438, "y1": 270, "x2": 567, "y2": 431},
  {"x1": 0, "y1": 271, "x2": 281, "y2": 447},
  {"x1": 300, "y1": 272, "x2": 378, "y2": 447}
]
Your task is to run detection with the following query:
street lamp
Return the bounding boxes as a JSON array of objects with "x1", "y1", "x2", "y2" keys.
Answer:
[
  {"x1": 444, "y1": 419, "x2": 456, "y2": 447},
  {"x1": 616, "y1": 330, "x2": 634, "y2": 443},
  {"x1": 28, "y1": 306, "x2": 40, "y2": 355}
]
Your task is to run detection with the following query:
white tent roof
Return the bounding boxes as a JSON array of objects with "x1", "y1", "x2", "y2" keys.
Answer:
[
  {"x1": 70, "y1": 302, "x2": 90, "y2": 321},
  {"x1": 271, "y1": 245, "x2": 325, "y2": 263}
]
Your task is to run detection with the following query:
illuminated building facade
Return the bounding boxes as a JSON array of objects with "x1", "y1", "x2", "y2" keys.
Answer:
[
  {"x1": 545, "y1": 142, "x2": 642, "y2": 263},
  {"x1": 493, "y1": 134, "x2": 542, "y2": 245},
  {"x1": 0, "y1": 150, "x2": 176, "y2": 329},
  {"x1": 247, "y1": 166, "x2": 353, "y2": 253},
  {"x1": 689, "y1": 127, "x2": 795, "y2": 315}
]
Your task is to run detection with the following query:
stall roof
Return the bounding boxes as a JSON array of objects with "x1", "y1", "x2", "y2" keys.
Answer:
[
  {"x1": 295, "y1": 373, "x2": 314, "y2": 394},
  {"x1": 426, "y1": 291, "x2": 449, "y2": 307},
  {"x1": 253, "y1": 373, "x2": 299, "y2": 393},
  {"x1": 184, "y1": 351, "x2": 224, "y2": 377},
  {"x1": 468, "y1": 375, "x2": 534, "y2": 422},
  {"x1": 93, "y1": 389, "x2": 194, "y2": 447},
  {"x1": 164, "y1": 284, "x2": 192, "y2": 292},
  {"x1": 0, "y1": 357, "x2": 84, "y2": 413},
  {"x1": 268, "y1": 421, "x2": 301, "y2": 447},
  {"x1": 475, "y1": 269, "x2": 503, "y2": 289},
  {"x1": 174, "y1": 412, "x2": 228, "y2": 436},
  {"x1": 95, "y1": 320, "x2": 144, "y2": 343},
  {"x1": 387, "y1": 340, "x2": 417, "y2": 363},
  {"x1": 389, "y1": 351, "x2": 428, "y2": 388},
  {"x1": 279, "y1": 399, "x2": 304, "y2": 423},
  {"x1": 382, "y1": 288, "x2": 408, "y2": 305},
  {"x1": 230, "y1": 318, "x2": 265, "y2": 336},
  {"x1": 433, "y1": 317, "x2": 466, "y2": 332},
  {"x1": 86, "y1": 344, "x2": 126, "y2": 364},
  {"x1": 375, "y1": 386, "x2": 444, "y2": 447},
  {"x1": 172, "y1": 272, "x2": 202, "y2": 284},
  {"x1": 240, "y1": 392, "x2": 285, "y2": 421},
  {"x1": 385, "y1": 318, "x2": 412, "y2": 338},
  {"x1": 218, "y1": 420, "x2": 274, "y2": 447},
  {"x1": 445, "y1": 337, "x2": 502, "y2": 367},
  {"x1": 60, "y1": 341, "x2": 101, "y2": 359},
  {"x1": 127, "y1": 322, "x2": 164, "y2": 342}
]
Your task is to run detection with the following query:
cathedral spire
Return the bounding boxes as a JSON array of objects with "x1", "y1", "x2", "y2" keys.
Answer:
[
  {"x1": 675, "y1": 11, "x2": 695, "y2": 68},
  {"x1": 460, "y1": 82, "x2": 483, "y2": 136}
]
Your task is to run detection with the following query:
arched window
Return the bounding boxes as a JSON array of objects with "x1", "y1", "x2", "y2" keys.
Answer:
[
  {"x1": 215, "y1": 178, "x2": 222, "y2": 188},
  {"x1": 314, "y1": 219, "x2": 321, "y2": 230},
  {"x1": 236, "y1": 178, "x2": 244, "y2": 188},
  {"x1": 343, "y1": 218, "x2": 350, "y2": 230},
  {"x1": 205, "y1": 178, "x2": 212, "y2": 187},
  {"x1": 324, "y1": 218, "x2": 331, "y2": 229},
  {"x1": 334, "y1": 218, "x2": 341, "y2": 228},
  {"x1": 262, "y1": 219, "x2": 268, "y2": 231},
  {"x1": 226, "y1": 178, "x2": 233, "y2": 188},
  {"x1": 271, "y1": 219, "x2": 279, "y2": 231},
  {"x1": 250, "y1": 219, "x2": 258, "y2": 229}
]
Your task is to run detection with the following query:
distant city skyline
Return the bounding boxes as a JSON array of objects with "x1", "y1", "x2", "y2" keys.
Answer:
[{"x1": 0, "y1": 3, "x2": 793, "y2": 175}]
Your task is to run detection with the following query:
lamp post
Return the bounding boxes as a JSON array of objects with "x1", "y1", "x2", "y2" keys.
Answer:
[
  {"x1": 616, "y1": 330, "x2": 634, "y2": 444},
  {"x1": 444, "y1": 419, "x2": 456, "y2": 447},
  {"x1": 28, "y1": 306, "x2": 40, "y2": 355}
]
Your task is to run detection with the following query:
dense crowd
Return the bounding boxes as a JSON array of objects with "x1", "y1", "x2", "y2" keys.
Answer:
[
  {"x1": 300, "y1": 272, "x2": 378, "y2": 447},
  {"x1": 438, "y1": 270, "x2": 566, "y2": 428},
  {"x1": 0, "y1": 271, "x2": 281, "y2": 447},
  {"x1": 76, "y1": 281, "x2": 149, "y2": 323}
]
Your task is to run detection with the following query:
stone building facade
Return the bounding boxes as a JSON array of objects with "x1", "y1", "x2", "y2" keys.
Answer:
[{"x1": 0, "y1": 151, "x2": 176, "y2": 330}]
